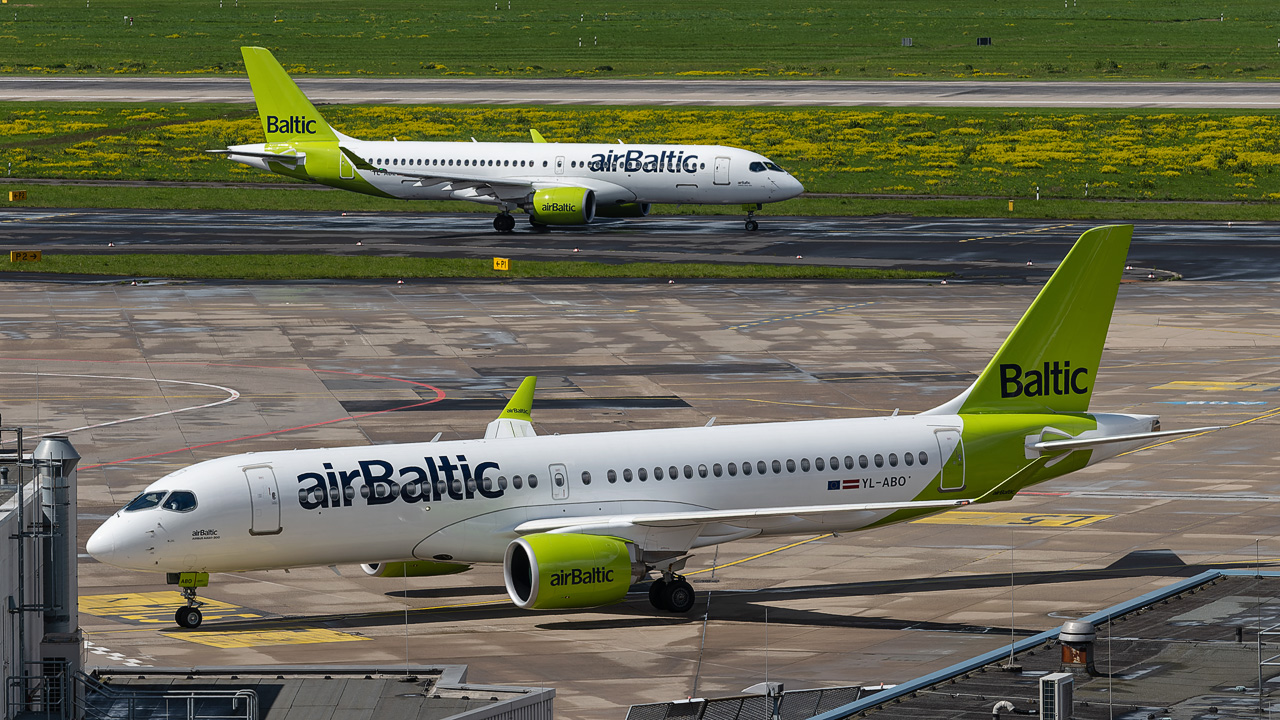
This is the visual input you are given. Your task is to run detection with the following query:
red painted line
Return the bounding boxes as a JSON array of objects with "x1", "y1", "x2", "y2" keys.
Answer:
[{"x1": 1, "y1": 356, "x2": 446, "y2": 470}]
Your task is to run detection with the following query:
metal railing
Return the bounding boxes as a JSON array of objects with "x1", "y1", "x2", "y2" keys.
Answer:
[
  {"x1": 6, "y1": 659, "x2": 73, "y2": 720},
  {"x1": 626, "y1": 685, "x2": 873, "y2": 720},
  {"x1": 77, "y1": 672, "x2": 258, "y2": 720}
]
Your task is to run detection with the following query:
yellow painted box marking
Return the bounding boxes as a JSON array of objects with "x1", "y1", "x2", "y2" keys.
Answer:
[
  {"x1": 913, "y1": 511, "x2": 1112, "y2": 528},
  {"x1": 161, "y1": 628, "x2": 367, "y2": 649},
  {"x1": 80, "y1": 591, "x2": 266, "y2": 625}
]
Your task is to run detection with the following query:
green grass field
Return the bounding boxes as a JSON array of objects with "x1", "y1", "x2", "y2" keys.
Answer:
[
  {"x1": 0, "y1": 254, "x2": 947, "y2": 281},
  {"x1": 5, "y1": 102, "x2": 1280, "y2": 211},
  {"x1": 5, "y1": 0, "x2": 1280, "y2": 80}
]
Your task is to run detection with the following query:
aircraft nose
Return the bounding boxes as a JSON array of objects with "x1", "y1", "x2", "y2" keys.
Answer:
[
  {"x1": 85, "y1": 522, "x2": 117, "y2": 562},
  {"x1": 784, "y1": 175, "x2": 805, "y2": 199}
]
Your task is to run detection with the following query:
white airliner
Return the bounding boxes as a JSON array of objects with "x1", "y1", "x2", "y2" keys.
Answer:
[
  {"x1": 213, "y1": 47, "x2": 804, "y2": 233},
  {"x1": 87, "y1": 225, "x2": 1216, "y2": 628}
]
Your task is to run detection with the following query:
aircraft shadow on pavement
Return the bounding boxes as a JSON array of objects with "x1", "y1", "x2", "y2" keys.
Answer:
[{"x1": 194, "y1": 549, "x2": 1264, "y2": 636}]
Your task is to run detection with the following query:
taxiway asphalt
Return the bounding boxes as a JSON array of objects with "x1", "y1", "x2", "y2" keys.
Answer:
[
  {"x1": 0, "y1": 273, "x2": 1262, "y2": 719},
  {"x1": 3, "y1": 209, "x2": 1278, "y2": 281},
  {"x1": 7, "y1": 77, "x2": 1280, "y2": 107}
]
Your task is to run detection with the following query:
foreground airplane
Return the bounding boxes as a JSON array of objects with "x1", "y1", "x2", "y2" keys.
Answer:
[
  {"x1": 212, "y1": 47, "x2": 804, "y2": 233},
  {"x1": 88, "y1": 225, "x2": 1216, "y2": 628}
]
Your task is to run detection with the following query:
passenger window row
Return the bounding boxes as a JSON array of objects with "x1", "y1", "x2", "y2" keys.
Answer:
[
  {"x1": 594, "y1": 451, "x2": 930, "y2": 484},
  {"x1": 377, "y1": 157, "x2": 549, "y2": 169}
]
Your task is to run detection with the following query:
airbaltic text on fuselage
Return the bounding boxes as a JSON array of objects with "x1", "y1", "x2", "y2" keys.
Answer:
[
  {"x1": 296, "y1": 455, "x2": 501, "y2": 510},
  {"x1": 589, "y1": 149, "x2": 699, "y2": 174},
  {"x1": 1000, "y1": 361, "x2": 1089, "y2": 398},
  {"x1": 266, "y1": 115, "x2": 318, "y2": 135}
]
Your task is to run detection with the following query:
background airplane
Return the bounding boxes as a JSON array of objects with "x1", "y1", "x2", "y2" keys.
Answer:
[
  {"x1": 213, "y1": 47, "x2": 804, "y2": 233},
  {"x1": 87, "y1": 225, "x2": 1217, "y2": 628}
]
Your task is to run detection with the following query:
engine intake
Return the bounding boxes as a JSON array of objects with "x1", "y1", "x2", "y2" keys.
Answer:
[
  {"x1": 595, "y1": 202, "x2": 651, "y2": 219},
  {"x1": 504, "y1": 533, "x2": 637, "y2": 610}
]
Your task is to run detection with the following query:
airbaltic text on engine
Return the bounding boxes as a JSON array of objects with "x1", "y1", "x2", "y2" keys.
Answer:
[
  {"x1": 541, "y1": 202, "x2": 578, "y2": 213},
  {"x1": 550, "y1": 567, "x2": 615, "y2": 587},
  {"x1": 1000, "y1": 361, "x2": 1089, "y2": 398},
  {"x1": 589, "y1": 149, "x2": 699, "y2": 174},
  {"x1": 296, "y1": 455, "x2": 501, "y2": 510},
  {"x1": 266, "y1": 115, "x2": 317, "y2": 134}
]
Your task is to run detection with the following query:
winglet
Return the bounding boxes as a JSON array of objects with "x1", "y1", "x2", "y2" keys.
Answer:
[
  {"x1": 530, "y1": 129, "x2": 547, "y2": 143},
  {"x1": 499, "y1": 376, "x2": 537, "y2": 421},
  {"x1": 484, "y1": 376, "x2": 538, "y2": 439}
]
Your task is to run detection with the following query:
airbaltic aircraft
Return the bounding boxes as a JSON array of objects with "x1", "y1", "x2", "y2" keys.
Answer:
[
  {"x1": 88, "y1": 225, "x2": 1216, "y2": 628},
  {"x1": 213, "y1": 47, "x2": 804, "y2": 233}
]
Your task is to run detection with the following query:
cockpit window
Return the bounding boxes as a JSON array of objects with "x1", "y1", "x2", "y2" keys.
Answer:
[
  {"x1": 748, "y1": 161, "x2": 766, "y2": 172},
  {"x1": 162, "y1": 491, "x2": 198, "y2": 513},
  {"x1": 764, "y1": 161, "x2": 784, "y2": 172},
  {"x1": 124, "y1": 491, "x2": 166, "y2": 512}
]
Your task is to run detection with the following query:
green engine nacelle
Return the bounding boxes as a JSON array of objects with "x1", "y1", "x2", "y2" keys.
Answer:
[
  {"x1": 504, "y1": 533, "x2": 635, "y2": 610},
  {"x1": 527, "y1": 187, "x2": 596, "y2": 225},
  {"x1": 596, "y1": 202, "x2": 651, "y2": 219},
  {"x1": 361, "y1": 560, "x2": 471, "y2": 578}
]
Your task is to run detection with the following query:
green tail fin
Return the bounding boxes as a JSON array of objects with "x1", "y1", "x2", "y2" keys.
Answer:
[
  {"x1": 240, "y1": 46, "x2": 338, "y2": 143},
  {"x1": 951, "y1": 224, "x2": 1133, "y2": 415},
  {"x1": 498, "y1": 376, "x2": 537, "y2": 421}
]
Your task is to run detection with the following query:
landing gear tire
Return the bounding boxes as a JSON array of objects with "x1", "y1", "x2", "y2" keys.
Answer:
[
  {"x1": 648, "y1": 579, "x2": 668, "y2": 610},
  {"x1": 493, "y1": 213, "x2": 516, "y2": 233},
  {"x1": 662, "y1": 579, "x2": 696, "y2": 613},
  {"x1": 744, "y1": 203, "x2": 762, "y2": 232},
  {"x1": 745, "y1": 219, "x2": 759, "y2": 232},
  {"x1": 175, "y1": 606, "x2": 203, "y2": 629}
]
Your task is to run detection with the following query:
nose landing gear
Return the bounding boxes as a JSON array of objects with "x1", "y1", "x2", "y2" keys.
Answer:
[
  {"x1": 744, "y1": 203, "x2": 762, "y2": 232},
  {"x1": 168, "y1": 571, "x2": 209, "y2": 629}
]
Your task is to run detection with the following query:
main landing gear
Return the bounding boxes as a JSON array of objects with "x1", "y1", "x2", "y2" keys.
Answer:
[
  {"x1": 744, "y1": 203, "x2": 762, "y2": 232},
  {"x1": 169, "y1": 571, "x2": 208, "y2": 629},
  {"x1": 647, "y1": 556, "x2": 696, "y2": 613},
  {"x1": 649, "y1": 576, "x2": 696, "y2": 613},
  {"x1": 493, "y1": 212, "x2": 516, "y2": 233}
]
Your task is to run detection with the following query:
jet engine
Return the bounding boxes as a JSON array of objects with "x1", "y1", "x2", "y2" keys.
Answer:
[
  {"x1": 595, "y1": 202, "x2": 651, "y2": 219},
  {"x1": 526, "y1": 188, "x2": 596, "y2": 225},
  {"x1": 503, "y1": 533, "x2": 639, "y2": 610},
  {"x1": 361, "y1": 560, "x2": 470, "y2": 577}
]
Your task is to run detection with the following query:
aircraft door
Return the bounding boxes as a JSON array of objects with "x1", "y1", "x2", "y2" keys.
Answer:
[
  {"x1": 339, "y1": 151, "x2": 354, "y2": 179},
  {"x1": 933, "y1": 429, "x2": 965, "y2": 492},
  {"x1": 550, "y1": 463, "x2": 569, "y2": 500},
  {"x1": 713, "y1": 157, "x2": 730, "y2": 185},
  {"x1": 245, "y1": 465, "x2": 282, "y2": 535},
  {"x1": 555, "y1": 156, "x2": 565, "y2": 175}
]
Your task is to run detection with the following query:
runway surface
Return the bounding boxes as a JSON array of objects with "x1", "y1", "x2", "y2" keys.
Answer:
[
  {"x1": 3, "y1": 209, "x2": 1278, "y2": 281},
  {"x1": 5, "y1": 275, "x2": 1263, "y2": 719},
  {"x1": 7, "y1": 76, "x2": 1280, "y2": 107}
]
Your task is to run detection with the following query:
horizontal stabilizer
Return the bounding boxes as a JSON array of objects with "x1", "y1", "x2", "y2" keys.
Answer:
[
  {"x1": 1032, "y1": 426, "x2": 1221, "y2": 452},
  {"x1": 208, "y1": 149, "x2": 303, "y2": 162},
  {"x1": 515, "y1": 498, "x2": 972, "y2": 534}
]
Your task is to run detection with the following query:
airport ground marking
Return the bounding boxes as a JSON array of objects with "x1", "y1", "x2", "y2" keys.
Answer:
[
  {"x1": 83, "y1": 639, "x2": 152, "y2": 667},
  {"x1": 686, "y1": 533, "x2": 835, "y2": 576},
  {"x1": 80, "y1": 591, "x2": 268, "y2": 625},
  {"x1": 1120, "y1": 404, "x2": 1280, "y2": 457},
  {"x1": 961, "y1": 223, "x2": 1077, "y2": 243},
  {"x1": 1151, "y1": 380, "x2": 1280, "y2": 393},
  {"x1": 161, "y1": 627, "x2": 368, "y2": 649},
  {"x1": 912, "y1": 511, "x2": 1112, "y2": 528},
  {"x1": 727, "y1": 302, "x2": 875, "y2": 331}
]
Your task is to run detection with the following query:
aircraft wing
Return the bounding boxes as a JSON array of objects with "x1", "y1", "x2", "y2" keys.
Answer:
[
  {"x1": 339, "y1": 146, "x2": 533, "y2": 189},
  {"x1": 514, "y1": 498, "x2": 972, "y2": 534},
  {"x1": 339, "y1": 146, "x2": 637, "y2": 203}
]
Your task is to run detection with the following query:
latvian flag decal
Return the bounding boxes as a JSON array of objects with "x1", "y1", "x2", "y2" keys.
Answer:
[{"x1": 827, "y1": 479, "x2": 860, "y2": 490}]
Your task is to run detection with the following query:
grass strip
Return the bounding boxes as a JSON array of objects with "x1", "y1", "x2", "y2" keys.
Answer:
[
  {"x1": 0, "y1": 254, "x2": 948, "y2": 282},
  {"x1": 3, "y1": 185, "x2": 1275, "y2": 222}
]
